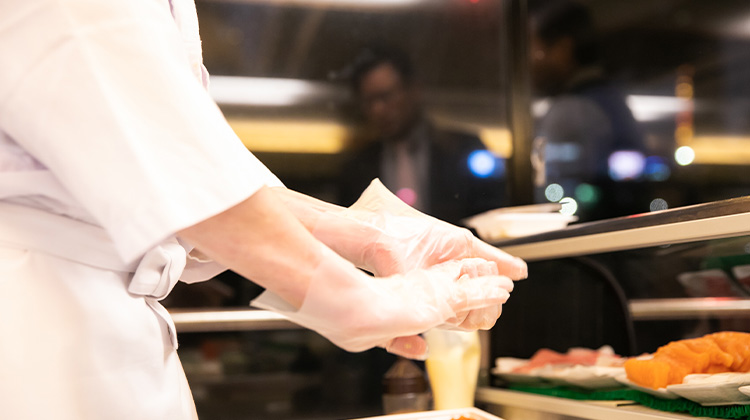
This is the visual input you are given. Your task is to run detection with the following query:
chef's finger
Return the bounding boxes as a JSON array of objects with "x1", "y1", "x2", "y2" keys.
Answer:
[
  {"x1": 456, "y1": 305, "x2": 503, "y2": 330},
  {"x1": 449, "y1": 275, "x2": 512, "y2": 314},
  {"x1": 384, "y1": 336, "x2": 429, "y2": 360},
  {"x1": 471, "y1": 239, "x2": 527, "y2": 280}
]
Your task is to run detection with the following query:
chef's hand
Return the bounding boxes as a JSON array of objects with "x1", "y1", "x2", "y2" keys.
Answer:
[
  {"x1": 271, "y1": 180, "x2": 527, "y2": 281},
  {"x1": 342, "y1": 179, "x2": 528, "y2": 280},
  {"x1": 331, "y1": 180, "x2": 525, "y2": 333},
  {"x1": 252, "y1": 249, "x2": 514, "y2": 360},
  {"x1": 270, "y1": 181, "x2": 524, "y2": 332},
  {"x1": 180, "y1": 187, "x2": 512, "y2": 360}
]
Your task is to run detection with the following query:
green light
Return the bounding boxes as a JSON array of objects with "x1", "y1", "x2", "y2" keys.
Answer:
[{"x1": 575, "y1": 183, "x2": 600, "y2": 204}]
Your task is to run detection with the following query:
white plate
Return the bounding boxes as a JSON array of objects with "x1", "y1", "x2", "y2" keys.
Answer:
[
  {"x1": 614, "y1": 374, "x2": 680, "y2": 399},
  {"x1": 737, "y1": 385, "x2": 750, "y2": 398},
  {"x1": 539, "y1": 366, "x2": 625, "y2": 390},
  {"x1": 492, "y1": 354, "x2": 625, "y2": 389},
  {"x1": 350, "y1": 407, "x2": 504, "y2": 420},
  {"x1": 493, "y1": 357, "x2": 528, "y2": 373},
  {"x1": 491, "y1": 357, "x2": 568, "y2": 387},
  {"x1": 491, "y1": 368, "x2": 554, "y2": 387},
  {"x1": 667, "y1": 373, "x2": 750, "y2": 406},
  {"x1": 463, "y1": 210, "x2": 577, "y2": 242}
]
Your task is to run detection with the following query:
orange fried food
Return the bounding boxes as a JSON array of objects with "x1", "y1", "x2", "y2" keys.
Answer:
[
  {"x1": 711, "y1": 332, "x2": 750, "y2": 371},
  {"x1": 624, "y1": 332, "x2": 750, "y2": 389},
  {"x1": 624, "y1": 358, "x2": 678, "y2": 390}
]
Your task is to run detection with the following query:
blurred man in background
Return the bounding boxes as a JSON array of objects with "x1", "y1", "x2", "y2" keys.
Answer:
[
  {"x1": 338, "y1": 46, "x2": 506, "y2": 226},
  {"x1": 530, "y1": 0, "x2": 647, "y2": 220}
]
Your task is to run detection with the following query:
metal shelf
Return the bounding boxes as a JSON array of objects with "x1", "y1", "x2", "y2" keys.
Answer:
[
  {"x1": 476, "y1": 387, "x2": 698, "y2": 420},
  {"x1": 629, "y1": 298, "x2": 750, "y2": 320},
  {"x1": 166, "y1": 297, "x2": 750, "y2": 334},
  {"x1": 169, "y1": 309, "x2": 299, "y2": 333},
  {"x1": 499, "y1": 211, "x2": 750, "y2": 262}
]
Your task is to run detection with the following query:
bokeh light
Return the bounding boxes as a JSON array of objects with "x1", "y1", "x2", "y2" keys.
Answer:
[
  {"x1": 675, "y1": 82, "x2": 693, "y2": 99},
  {"x1": 544, "y1": 183, "x2": 564, "y2": 202},
  {"x1": 574, "y1": 183, "x2": 600, "y2": 204},
  {"x1": 675, "y1": 146, "x2": 695, "y2": 166},
  {"x1": 643, "y1": 156, "x2": 671, "y2": 181},
  {"x1": 608, "y1": 150, "x2": 646, "y2": 181},
  {"x1": 559, "y1": 197, "x2": 578, "y2": 216},
  {"x1": 396, "y1": 188, "x2": 417, "y2": 206},
  {"x1": 649, "y1": 198, "x2": 668, "y2": 212},
  {"x1": 467, "y1": 150, "x2": 497, "y2": 178}
]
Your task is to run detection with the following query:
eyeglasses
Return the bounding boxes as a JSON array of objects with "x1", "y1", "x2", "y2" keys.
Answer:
[{"x1": 360, "y1": 83, "x2": 406, "y2": 110}]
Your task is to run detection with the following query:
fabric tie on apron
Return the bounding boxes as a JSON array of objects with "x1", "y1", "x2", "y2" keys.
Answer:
[
  {"x1": 0, "y1": 200, "x2": 186, "y2": 349},
  {"x1": 130, "y1": 239, "x2": 186, "y2": 299},
  {"x1": 128, "y1": 239, "x2": 186, "y2": 349}
]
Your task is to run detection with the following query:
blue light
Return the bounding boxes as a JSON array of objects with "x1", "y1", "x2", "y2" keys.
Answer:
[
  {"x1": 643, "y1": 156, "x2": 671, "y2": 181},
  {"x1": 468, "y1": 150, "x2": 500, "y2": 178}
]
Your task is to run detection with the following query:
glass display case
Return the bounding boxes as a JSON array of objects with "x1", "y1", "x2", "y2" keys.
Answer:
[{"x1": 478, "y1": 196, "x2": 750, "y2": 419}]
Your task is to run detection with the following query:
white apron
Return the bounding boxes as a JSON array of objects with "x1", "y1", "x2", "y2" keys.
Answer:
[
  {"x1": 0, "y1": 0, "x2": 283, "y2": 418},
  {"x1": 0, "y1": 203, "x2": 198, "y2": 420}
]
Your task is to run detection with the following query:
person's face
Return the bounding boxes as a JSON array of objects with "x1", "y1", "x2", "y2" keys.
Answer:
[
  {"x1": 357, "y1": 63, "x2": 420, "y2": 139},
  {"x1": 530, "y1": 28, "x2": 575, "y2": 96}
]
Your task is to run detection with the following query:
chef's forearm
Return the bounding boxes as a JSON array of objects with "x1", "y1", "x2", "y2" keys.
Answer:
[
  {"x1": 178, "y1": 186, "x2": 326, "y2": 308},
  {"x1": 269, "y1": 187, "x2": 342, "y2": 231},
  {"x1": 270, "y1": 187, "x2": 383, "y2": 272}
]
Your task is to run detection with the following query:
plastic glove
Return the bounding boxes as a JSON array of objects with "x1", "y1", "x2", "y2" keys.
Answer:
[
  {"x1": 306, "y1": 180, "x2": 524, "y2": 331},
  {"x1": 311, "y1": 179, "x2": 527, "y2": 281},
  {"x1": 270, "y1": 182, "x2": 523, "y2": 332},
  {"x1": 271, "y1": 183, "x2": 526, "y2": 281},
  {"x1": 252, "y1": 245, "x2": 514, "y2": 360},
  {"x1": 441, "y1": 256, "x2": 505, "y2": 331}
]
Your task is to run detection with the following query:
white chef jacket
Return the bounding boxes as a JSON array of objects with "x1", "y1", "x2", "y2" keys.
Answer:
[{"x1": 0, "y1": 0, "x2": 281, "y2": 419}]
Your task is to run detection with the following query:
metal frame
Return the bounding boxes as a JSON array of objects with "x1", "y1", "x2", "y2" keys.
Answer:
[
  {"x1": 503, "y1": 0, "x2": 535, "y2": 205},
  {"x1": 499, "y1": 211, "x2": 750, "y2": 261}
]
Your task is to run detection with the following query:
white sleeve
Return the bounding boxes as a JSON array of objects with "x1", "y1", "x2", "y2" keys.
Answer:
[{"x1": 0, "y1": 0, "x2": 282, "y2": 263}]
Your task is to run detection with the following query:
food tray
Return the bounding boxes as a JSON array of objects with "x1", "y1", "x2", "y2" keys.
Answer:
[
  {"x1": 539, "y1": 366, "x2": 625, "y2": 390},
  {"x1": 491, "y1": 357, "x2": 554, "y2": 387},
  {"x1": 350, "y1": 407, "x2": 504, "y2": 420},
  {"x1": 492, "y1": 357, "x2": 624, "y2": 390},
  {"x1": 614, "y1": 374, "x2": 680, "y2": 399},
  {"x1": 667, "y1": 373, "x2": 750, "y2": 406}
]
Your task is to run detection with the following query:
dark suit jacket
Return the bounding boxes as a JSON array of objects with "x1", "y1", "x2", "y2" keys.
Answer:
[{"x1": 338, "y1": 123, "x2": 506, "y2": 226}]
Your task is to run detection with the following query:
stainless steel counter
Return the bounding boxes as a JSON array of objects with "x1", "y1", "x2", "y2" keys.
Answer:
[
  {"x1": 168, "y1": 296, "x2": 750, "y2": 334},
  {"x1": 476, "y1": 387, "x2": 709, "y2": 420}
]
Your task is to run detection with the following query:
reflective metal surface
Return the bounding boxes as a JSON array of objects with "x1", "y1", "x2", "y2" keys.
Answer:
[
  {"x1": 630, "y1": 297, "x2": 750, "y2": 320},
  {"x1": 170, "y1": 309, "x2": 299, "y2": 332}
]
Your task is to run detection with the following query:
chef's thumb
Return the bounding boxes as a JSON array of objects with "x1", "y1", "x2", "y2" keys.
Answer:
[{"x1": 384, "y1": 335, "x2": 429, "y2": 360}]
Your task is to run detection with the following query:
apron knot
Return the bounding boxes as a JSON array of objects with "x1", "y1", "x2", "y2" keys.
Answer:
[
  {"x1": 127, "y1": 238, "x2": 187, "y2": 350},
  {"x1": 128, "y1": 238, "x2": 187, "y2": 300}
]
